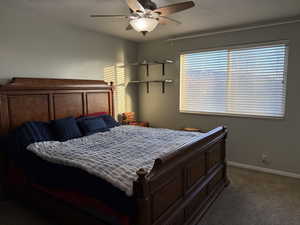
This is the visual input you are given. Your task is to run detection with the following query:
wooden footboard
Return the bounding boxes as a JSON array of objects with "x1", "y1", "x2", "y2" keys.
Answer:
[{"x1": 133, "y1": 126, "x2": 228, "y2": 225}]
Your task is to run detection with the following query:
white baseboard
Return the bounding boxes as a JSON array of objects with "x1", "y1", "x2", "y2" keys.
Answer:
[{"x1": 227, "y1": 161, "x2": 300, "y2": 179}]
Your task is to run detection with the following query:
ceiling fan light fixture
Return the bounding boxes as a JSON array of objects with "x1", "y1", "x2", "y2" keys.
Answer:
[{"x1": 129, "y1": 17, "x2": 159, "y2": 33}]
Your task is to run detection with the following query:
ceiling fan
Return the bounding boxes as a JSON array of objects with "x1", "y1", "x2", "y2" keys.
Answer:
[{"x1": 90, "y1": 0, "x2": 195, "y2": 36}]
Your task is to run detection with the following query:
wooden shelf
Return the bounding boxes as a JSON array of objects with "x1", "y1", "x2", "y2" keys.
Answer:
[
  {"x1": 129, "y1": 80, "x2": 173, "y2": 84},
  {"x1": 119, "y1": 60, "x2": 175, "y2": 67},
  {"x1": 118, "y1": 59, "x2": 175, "y2": 76},
  {"x1": 128, "y1": 80, "x2": 173, "y2": 93},
  {"x1": 123, "y1": 59, "x2": 174, "y2": 93}
]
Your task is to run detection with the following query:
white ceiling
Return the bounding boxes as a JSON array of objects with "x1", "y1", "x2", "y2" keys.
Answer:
[{"x1": 3, "y1": 0, "x2": 300, "y2": 42}]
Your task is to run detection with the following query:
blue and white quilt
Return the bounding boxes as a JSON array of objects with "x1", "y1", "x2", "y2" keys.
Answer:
[{"x1": 27, "y1": 125, "x2": 204, "y2": 196}]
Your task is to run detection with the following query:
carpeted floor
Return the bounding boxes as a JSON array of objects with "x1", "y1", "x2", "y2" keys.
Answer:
[
  {"x1": 0, "y1": 167, "x2": 299, "y2": 225},
  {"x1": 199, "y1": 167, "x2": 300, "y2": 225}
]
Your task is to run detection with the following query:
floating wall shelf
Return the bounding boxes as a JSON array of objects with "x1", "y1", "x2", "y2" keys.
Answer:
[
  {"x1": 128, "y1": 80, "x2": 173, "y2": 93},
  {"x1": 119, "y1": 60, "x2": 175, "y2": 76}
]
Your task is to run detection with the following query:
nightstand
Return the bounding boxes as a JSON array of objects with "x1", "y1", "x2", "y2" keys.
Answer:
[
  {"x1": 182, "y1": 128, "x2": 203, "y2": 132},
  {"x1": 128, "y1": 121, "x2": 150, "y2": 127}
]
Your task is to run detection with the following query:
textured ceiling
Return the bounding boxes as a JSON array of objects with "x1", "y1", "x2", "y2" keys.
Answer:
[{"x1": 3, "y1": 0, "x2": 300, "y2": 42}]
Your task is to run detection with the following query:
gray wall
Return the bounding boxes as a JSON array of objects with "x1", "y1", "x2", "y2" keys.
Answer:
[
  {"x1": 137, "y1": 22, "x2": 300, "y2": 174},
  {"x1": 0, "y1": 3, "x2": 138, "y2": 113}
]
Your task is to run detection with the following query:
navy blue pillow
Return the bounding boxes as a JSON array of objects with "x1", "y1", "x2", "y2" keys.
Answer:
[
  {"x1": 20, "y1": 121, "x2": 55, "y2": 146},
  {"x1": 99, "y1": 114, "x2": 120, "y2": 128},
  {"x1": 2, "y1": 121, "x2": 54, "y2": 156},
  {"x1": 77, "y1": 114, "x2": 120, "y2": 129},
  {"x1": 78, "y1": 117, "x2": 109, "y2": 136},
  {"x1": 29, "y1": 121, "x2": 55, "y2": 141},
  {"x1": 52, "y1": 117, "x2": 82, "y2": 142}
]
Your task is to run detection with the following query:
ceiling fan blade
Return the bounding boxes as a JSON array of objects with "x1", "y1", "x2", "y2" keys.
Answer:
[
  {"x1": 126, "y1": 24, "x2": 133, "y2": 30},
  {"x1": 126, "y1": 0, "x2": 145, "y2": 13},
  {"x1": 154, "y1": 1, "x2": 195, "y2": 16},
  {"x1": 90, "y1": 15, "x2": 128, "y2": 19},
  {"x1": 159, "y1": 16, "x2": 182, "y2": 25}
]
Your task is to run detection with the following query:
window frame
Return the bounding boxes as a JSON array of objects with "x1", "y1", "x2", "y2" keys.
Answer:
[{"x1": 179, "y1": 40, "x2": 289, "y2": 119}]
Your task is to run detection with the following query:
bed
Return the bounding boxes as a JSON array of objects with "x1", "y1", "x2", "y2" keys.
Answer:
[{"x1": 0, "y1": 77, "x2": 229, "y2": 225}]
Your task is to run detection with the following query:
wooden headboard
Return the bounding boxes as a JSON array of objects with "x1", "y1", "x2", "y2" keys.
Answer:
[{"x1": 0, "y1": 78, "x2": 114, "y2": 135}]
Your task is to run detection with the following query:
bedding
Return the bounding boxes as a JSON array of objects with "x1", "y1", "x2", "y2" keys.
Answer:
[
  {"x1": 32, "y1": 183, "x2": 131, "y2": 225},
  {"x1": 27, "y1": 125, "x2": 204, "y2": 196},
  {"x1": 5, "y1": 150, "x2": 135, "y2": 215},
  {"x1": 5, "y1": 161, "x2": 132, "y2": 225}
]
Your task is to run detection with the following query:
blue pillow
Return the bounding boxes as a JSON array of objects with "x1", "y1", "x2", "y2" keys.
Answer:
[
  {"x1": 52, "y1": 117, "x2": 82, "y2": 142},
  {"x1": 29, "y1": 121, "x2": 55, "y2": 141},
  {"x1": 78, "y1": 117, "x2": 109, "y2": 136},
  {"x1": 77, "y1": 114, "x2": 120, "y2": 129},
  {"x1": 21, "y1": 121, "x2": 55, "y2": 145},
  {"x1": 99, "y1": 114, "x2": 120, "y2": 128},
  {"x1": 3, "y1": 121, "x2": 55, "y2": 156}
]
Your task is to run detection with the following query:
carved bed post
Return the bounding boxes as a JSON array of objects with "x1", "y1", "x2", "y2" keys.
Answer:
[
  {"x1": 223, "y1": 126, "x2": 230, "y2": 187},
  {"x1": 133, "y1": 168, "x2": 151, "y2": 225},
  {"x1": 109, "y1": 82, "x2": 115, "y2": 118},
  {"x1": 106, "y1": 81, "x2": 115, "y2": 118}
]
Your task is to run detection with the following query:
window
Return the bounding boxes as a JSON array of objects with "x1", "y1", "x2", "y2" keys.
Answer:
[
  {"x1": 104, "y1": 65, "x2": 126, "y2": 116},
  {"x1": 180, "y1": 42, "x2": 288, "y2": 118}
]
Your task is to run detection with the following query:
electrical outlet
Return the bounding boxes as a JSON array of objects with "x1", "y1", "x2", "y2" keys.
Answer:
[{"x1": 261, "y1": 153, "x2": 269, "y2": 164}]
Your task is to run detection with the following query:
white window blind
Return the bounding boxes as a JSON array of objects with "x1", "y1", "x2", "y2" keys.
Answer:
[
  {"x1": 104, "y1": 65, "x2": 126, "y2": 116},
  {"x1": 180, "y1": 43, "x2": 288, "y2": 118}
]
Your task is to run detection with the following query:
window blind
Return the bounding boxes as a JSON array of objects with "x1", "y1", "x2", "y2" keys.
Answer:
[
  {"x1": 104, "y1": 65, "x2": 126, "y2": 116},
  {"x1": 180, "y1": 43, "x2": 288, "y2": 118}
]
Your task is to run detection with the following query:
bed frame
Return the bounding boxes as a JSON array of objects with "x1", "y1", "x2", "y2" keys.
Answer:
[{"x1": 0, "y1": 78, "x2": 229, "y2": 225}]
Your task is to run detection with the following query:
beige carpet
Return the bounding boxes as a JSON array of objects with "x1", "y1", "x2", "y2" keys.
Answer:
[
  {"x1": 199, "y1": 167, "x2": 300, "y2": 225},
  {"x1": 0, "y1": 167, "x2": 299, "y2": 225}
]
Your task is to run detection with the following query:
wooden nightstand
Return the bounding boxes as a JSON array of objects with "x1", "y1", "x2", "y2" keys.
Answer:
[
  {"x1": 128, "y1": 121, "x2": 150, "y2": 127},
  {"x1": 182, "y1": 128, "x2": 203, "y2": 132}
]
